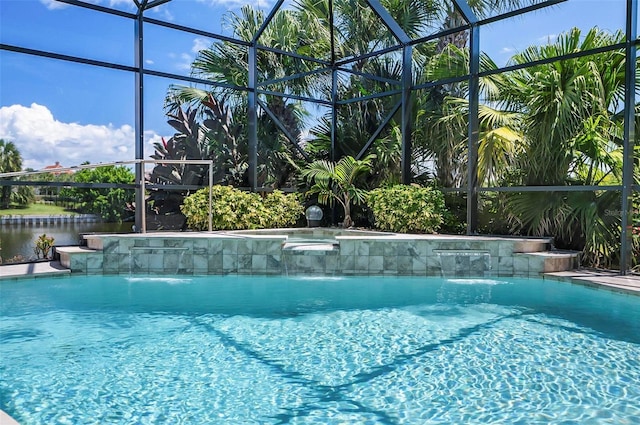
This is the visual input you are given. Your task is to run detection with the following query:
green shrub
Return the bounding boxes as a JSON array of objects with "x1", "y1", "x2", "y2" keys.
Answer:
[
  {"x1": 181, "y1": 186, "x2": 303, "y2": 231},
  {"x1": 262, "y1": 191, "x2": 304, "y2": 228},
  {"x1": 367, "y1": 184, "x2": 446, "y2": 233}
]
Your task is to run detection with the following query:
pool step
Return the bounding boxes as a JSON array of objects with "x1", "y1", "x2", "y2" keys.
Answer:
[
  {"x1": 55, "y1": 246, "x2": 103, "y2": 273},
  {"x1": 517, "y1": 251, "x2": 580, "y2": 274}
]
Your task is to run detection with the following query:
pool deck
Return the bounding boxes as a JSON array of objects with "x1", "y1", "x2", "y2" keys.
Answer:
[
  {"x1": 0, "y1": 409, "x2": 20, "y2": 425},
  {"x1": 1, "y1": 260, "x2": 638, "y2": 295},
  {"x1": 0, "y1": 261, "x2": 70, "y2": 279},
  {"x1": 546, "y1": 270, "x2": 640, "y2": 295}
]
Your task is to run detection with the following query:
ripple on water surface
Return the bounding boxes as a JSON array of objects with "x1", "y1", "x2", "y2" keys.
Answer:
[{"x1": 0, "y1": 275, "x2": 639, "y2": 424}]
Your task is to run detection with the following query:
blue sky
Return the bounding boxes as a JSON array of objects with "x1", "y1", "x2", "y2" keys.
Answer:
[{"x1": 0, "y1": 0, "x2": 631, "y2": 170}]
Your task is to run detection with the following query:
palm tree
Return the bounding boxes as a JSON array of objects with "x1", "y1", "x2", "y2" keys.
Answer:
[
  {"x1": 490, "y1": 28, "x2": 633, "y2": 267},
  {"x1": 0, "y1": 139, "x2": 23, "y2": 208},
  {"x1": 164, "y1": 5, "x2": 312, "y2": 189},
  {"x1": 419, "y1": 26, "x2": 637, "y2": 267},
  {"x1": 301, "y1": 154, "x2": 375, "y2": 227}
]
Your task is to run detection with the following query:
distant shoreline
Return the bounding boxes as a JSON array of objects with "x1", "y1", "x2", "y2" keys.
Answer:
[{"x1": 0, "y1": 214, "x2": 101, "y2": 225}]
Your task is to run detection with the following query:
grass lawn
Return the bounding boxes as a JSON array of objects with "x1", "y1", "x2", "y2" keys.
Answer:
[{"x1": 0, "y1": 203, "x2": 78, "y2": 216}]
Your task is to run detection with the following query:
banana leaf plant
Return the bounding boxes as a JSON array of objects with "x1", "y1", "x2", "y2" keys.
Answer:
[{"x1": 301, "y1": 155, "x2": 375, "y2": 228}]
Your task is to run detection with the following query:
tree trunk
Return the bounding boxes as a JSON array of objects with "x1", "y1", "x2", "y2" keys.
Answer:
[{"x1": 343, "y1": 198, "x2": 353, "y2": 228}]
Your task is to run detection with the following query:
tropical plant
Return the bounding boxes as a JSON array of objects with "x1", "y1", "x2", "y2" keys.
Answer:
[
  {"x1": 180, "y1": 185, "x2": 303, "y2": 231},
  {"x1": 10, "y1": 185, "x2": 35, "y2": 206},
  {"x1": 0, "y1": 139, "x2": 23, "y2": 208},
  {"x1": 147, "y1": 103, "x2": 217, "y2": 225},
  {"x1": 414, "y1": 25, "x2": 639, "y2": 268},
  {"x1": 367, "y1": 184, "x2": 446, "y2": 233},
  {"x1": 33, "y1": 233, "x2": 55, "y2": 259},
  {"x1": 164, "y1": 5, "x2": 310, "y2": 190},
  {"x1": 301, "y1": 154, "x2": 375, "y2": 228},
  {"x1": 61, "y1": 165, "x2": 135, "y2": 222},
  {"x1": 261, "y1": 190, "x2": 305, "y2": 228},
  {"x1": 497, "y1": 28, "x2": 631, "y2": 267}
]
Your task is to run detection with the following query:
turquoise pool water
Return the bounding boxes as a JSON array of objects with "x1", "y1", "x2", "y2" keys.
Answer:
[{"x1": 1, "y1": 275, "x2": 639, "y2": 424}]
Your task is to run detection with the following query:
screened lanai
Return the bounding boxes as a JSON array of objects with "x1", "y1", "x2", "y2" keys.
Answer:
[{"x1": 0, "y1": 0, "x2": 638, "y2": 273}]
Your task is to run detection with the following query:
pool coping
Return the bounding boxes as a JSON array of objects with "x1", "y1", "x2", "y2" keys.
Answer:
[
  {"x1": 544, "y1": 270, "x2": 640, "y2": 295},
  {"x1": 1, "y1": 259, "x2": 638, "y2": 295},
  {"x1": 1, "y1": 409, "x2": 20, "y2": 425}
]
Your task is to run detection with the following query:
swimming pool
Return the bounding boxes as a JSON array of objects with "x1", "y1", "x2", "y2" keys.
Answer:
[{"x1": 1, "y1": 275, "x2": 639, "y2": 424}]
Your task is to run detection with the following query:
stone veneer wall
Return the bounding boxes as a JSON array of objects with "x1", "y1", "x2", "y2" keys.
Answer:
[{"x1": 71, "y1": 233, "x2": 577, "y2": 277}]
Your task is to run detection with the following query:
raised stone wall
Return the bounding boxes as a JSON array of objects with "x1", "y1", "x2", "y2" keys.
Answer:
[{"x1": 60, "y1": 232, "x2": 579, "y2": 277}]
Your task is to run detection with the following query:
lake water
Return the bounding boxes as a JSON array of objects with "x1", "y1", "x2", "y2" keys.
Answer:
[{"x1": 0, "y1": 222, "x2": 132, "y2": 262}]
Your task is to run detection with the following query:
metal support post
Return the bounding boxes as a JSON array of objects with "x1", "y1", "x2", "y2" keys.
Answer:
[
  {"x1": 401, "y1": 46, "x2": 413, "y2": 184},
  {"x1": 248, "y1": 46, "x2": 258, "y2": 191},
  {"x1": 466, "y1": 24, "x2": 480, "y2": 234},
  {"x1": 621, "y1": 0, "x2": 637, "y2": 274},
  {"x1": 134, "y1": 3, "x2": 147, "y2": 233}
]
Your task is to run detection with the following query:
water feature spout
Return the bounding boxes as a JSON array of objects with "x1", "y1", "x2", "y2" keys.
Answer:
[
  {"x1": 434, "y1": 249, "x2": 491, "y2": 278},
  {"x1": 129, "y1": 246, "x2": 188, "y2": 275}
]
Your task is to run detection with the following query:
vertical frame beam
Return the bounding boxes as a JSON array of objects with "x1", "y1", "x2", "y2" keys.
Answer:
[
  {"x1": 466, "y1": 24, "x2": 480, "y2": 234},
  {"x1": 401, "y1": 46, "x2": 413, "y2": 184},
  {"x1": 248, "y1": 45, "x2": 258, "y2": 191},
  {"x1": 330, "y1": 0, "x2": 338, "y2": 162},
  {"x1": 621, "y1": 0, "x2": 637, "y2": 274},
  {"x1": 331, "y1": 68, "x2": 338, "y2": 162},
  {"x1": 329, "y1": 0, "x2": 336, "y2": 66},
  {"x1": 250, "y1": 0, "x2": 282, "y2": 192},
  {"x1": 134, "y1": 3, "x2": 147, "y2": 232}
]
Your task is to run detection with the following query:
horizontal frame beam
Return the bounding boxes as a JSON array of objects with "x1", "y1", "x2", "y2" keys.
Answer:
[
  {"x1": 337, "y1": 89, "x2": 403, "y2": 105},
  {"x1": 0, "y1": 43, "x2": 135, "y2": 72},
  {"x1": 477, "y1": 0, "x2": 567, "y2": 27},
  {"x1": 336, "y1": 66, "x2": 402, "y2": 86},
  {"x1": 143, "y1": 17, "x2": 250, "y2": 46},
  {"x1": 0, "y1": 44, "x2": 250, "y2": 92},
  {"x1": 335, "y1": 44, "x2": 403, "y2": 67},
  {"x1": 258, "y1": 67, "x2": 332, "y2": 89},
  {"x1": 440, "y1": 185, "x2": 626, "y2": 193},
  {"x1": 55, "y1": 0, "x2": 136, "y2": 18},
  {"x1": 257, "y1": 44, "x2": 330, "y2": 66},
  {"x1": 256, "y1": 89, "x2": 333, "y2": 106}
]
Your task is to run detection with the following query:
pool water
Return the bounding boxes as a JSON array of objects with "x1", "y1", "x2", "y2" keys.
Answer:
[{"x1": 1, "y1": 275, "x2": 639, "y2": 424}]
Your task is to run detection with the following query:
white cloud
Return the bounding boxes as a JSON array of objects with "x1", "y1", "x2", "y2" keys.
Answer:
[
  {"x1": 108, "y1": 0, "x2": 135, "y2": 8},
  {"x1": 192, "y1": 37, "x2": 213, "y2": 54},
  {"x1": 500, "y1": 47, "x2": 515, "y2": 54},
  {"x1": 39, "y1": 0, "x2": 69, "y2": 10},
  {"x1": 177, "y1": 53, "x2": 194, "y2": 71},
  {"x1": 0, "y1": 104, "x2": 162, "y2": 171},
  {"x1": 172, "y1": 38, "x2": 213, "y2": 72}
]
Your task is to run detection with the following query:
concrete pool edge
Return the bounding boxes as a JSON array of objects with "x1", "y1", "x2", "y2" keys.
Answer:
[
  {"x1": 0, "y1": 260, "x2": 70, "y2": 279},
  {"x1": 1, "y1": 409, "x2": 20, "y2": 425},
  {"x1": 544, "y1": 270, "x2": 640, "y2": 296}
]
